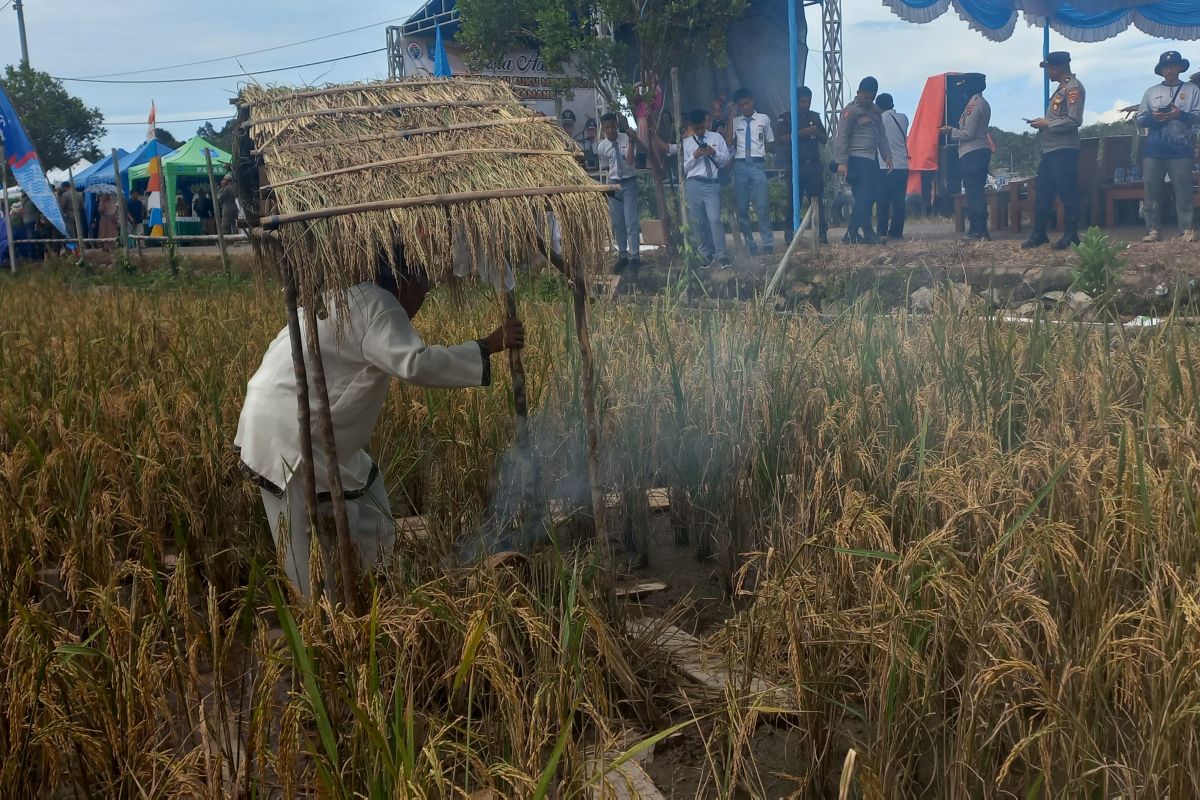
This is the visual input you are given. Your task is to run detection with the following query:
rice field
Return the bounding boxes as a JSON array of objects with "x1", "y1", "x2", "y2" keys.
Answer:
[{"x1": 3, "y1": 262, "x2": 1200, "y2": 798}]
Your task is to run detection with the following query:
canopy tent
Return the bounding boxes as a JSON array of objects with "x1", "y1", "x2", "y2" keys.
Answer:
[
  {"x1": 45, "y1": 158, "x2": 93, "y2": 187},
  {"x1": 882, "y1": 0, "x2": 1200, "y2": 43},
  {"x1": 86, "y1": 140, "x2": 175, "y2": 194},
  {"x1": 71, "y1": 150, "x2": 127, "y2": 191},
  {"x1": 127, "y1": 136, "x2": 230, "y2": 208}
]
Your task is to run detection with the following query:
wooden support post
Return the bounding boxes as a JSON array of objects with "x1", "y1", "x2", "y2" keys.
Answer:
[
  {"x1": 670, "y1": 67, "x2": 686, "y2": 224},
  {"x1": 2, "y1": 162, "x2": 15, "y2": 273},
  {"x1": 276, "y1": 253, "x2": 321, "y2": 592},
  {"x1": 205, "y1": 149, "x2": 232, "y2": 276},
  {"x1": 763, "y1": 203, "x2": 814, "y2": 302},
  {"x1": 111, "y1": 149, "x2": 129, "y2": 260},
  {"x1": 295, "y1": 270, "x2": 361, "y2": 614},
  {"x1": 67, "y1": 168, "x2": 85, "y2": 256},
  {"x1": 504, "y1": 284, "x2": 540, "y2": 519},
  {"x1": 571, "y1": 262, "x2": 610, "y2": 569}
]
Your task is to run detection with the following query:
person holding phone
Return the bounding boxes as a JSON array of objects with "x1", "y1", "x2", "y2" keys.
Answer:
[
  {"x1": 941, "y1": 74, "x2": 992, "y2": 241},
  {"x1": 1022, "y1": 51, "x2": 1086, "y2": 250},
  {"x1": 1136, "y1": 51, "x2": 1199, "y2": 243}
]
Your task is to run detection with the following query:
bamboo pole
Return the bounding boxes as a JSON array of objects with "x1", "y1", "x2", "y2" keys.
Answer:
[
  {"x1": 204, "y1": 149, "x2": 232, "y2": 277},
  {"x1": 2, "y1": 163, "x2": 15, "y2": 273},
  {"x1": 241, "y1": 99, "x2": 522, "y2": 128},
  {"x1": 258, "y1": 184, "x2": 614, "y2": 230},
  {"x1": 111, "y1": 149, "x2": 129, "y2": 259},
  {"x1": 252, "y1": 116, "x2": 555, "y2": 156},
  {"x1": 671, "y1": 68, "x2": 685, "y2": 224},
  {"x1": 67, "y1": 169, "x2": 85, "y2": 256},
  {"x1": 297, "y1": 278, "x2": 362, "y2": 614},
  {"x1": 571, "y1": 262, "x2": 610, "y2": 569},
  {"x1": 503, "y1": 280, "x2": 541, "y2": 529},
  {"x1": 262, "y1": 148, "x2": 579, "y2": 191},
  {"x1": 763, "y1": 203, "x2": 814, "y2": 301},
  {"x1": 234, "y1": 78, "x2": 498, "y2": 106},
  {"x1": 276, "y1": 250, "x2": 322, "y2": 599}
]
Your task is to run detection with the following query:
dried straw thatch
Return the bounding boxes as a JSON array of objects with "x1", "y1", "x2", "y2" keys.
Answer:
[{"x1": 235, "y1": 78, "x2": 613, "y2": 304}]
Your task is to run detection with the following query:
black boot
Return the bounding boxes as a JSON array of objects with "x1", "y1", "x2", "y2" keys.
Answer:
[
  {"x1": 1022, "y1": 225, "x2": 1050, "y2": 249},
  {"x1": 1053, "y1": 224, "x2": 1080, "y2": 251}
]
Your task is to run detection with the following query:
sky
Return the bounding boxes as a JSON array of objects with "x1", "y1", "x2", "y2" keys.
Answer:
[{"x1": 0, "y1": 0, "x2": 1195, "y2": 159}]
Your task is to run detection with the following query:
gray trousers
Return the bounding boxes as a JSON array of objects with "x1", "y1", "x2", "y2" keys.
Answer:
[
  {"x1": 732, "y1": 160, "x2": 772, "y2": 248},
  {"x1": 608, "y1": 178, "x2": 641, "y2": 256},
  {"x1": 260, "y1": 470, "x2": 393, "y2": 599},
  {"x1": 1144, "y1": 157, "x2": 1195, "y2": 232},
  {"x1": 686, "y1": 178, "x2": 728, "y2": 261}
]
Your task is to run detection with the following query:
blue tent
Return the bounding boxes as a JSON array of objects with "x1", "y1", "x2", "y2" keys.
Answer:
[
  {"x1": 71, "y1": 149, "x2": 128, "y2": 191},
  {"x1": 89, "y1": 140, "x2": 176, "y2": 195},
  {"x1": 882, "y1": 0, "x2": 1200, "y2": 43}
]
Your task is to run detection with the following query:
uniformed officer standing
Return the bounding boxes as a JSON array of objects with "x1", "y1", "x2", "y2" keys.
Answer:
[
  {"x1": 941, "y1": 74, "x2": 992, "y2": 240},
  {"x1": 773, "y1": 86, "x2": 829, "y2": 244},
  {"x1": 1023, "y1": 51, "x2": 1086, "y2": 250},
  {"x1": 833, "y1": 77, "x2": 893, "y2": 246},
  {"x1": 724, "y1": 87, "x2": 776, "y2": 256},
  {"x1": 1136, "y1": 51, "x2": 1200, "y2": 243}
]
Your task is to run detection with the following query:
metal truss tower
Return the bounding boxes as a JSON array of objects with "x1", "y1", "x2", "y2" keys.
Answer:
[{"x1": 821, "y1": 0, "x2": 844, "y2": 138}]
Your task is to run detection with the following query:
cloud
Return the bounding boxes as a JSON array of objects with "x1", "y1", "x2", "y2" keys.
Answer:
[{"x1": 1084, "y1": 99, "x2": 1137, "y2": 125}]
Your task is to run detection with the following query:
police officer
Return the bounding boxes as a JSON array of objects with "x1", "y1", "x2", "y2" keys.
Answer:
[
  {"x1": 1023, "y1": 51, "x2": 1086, "y2": 250},
  {"x1": 833, "y1": 77, "x2": 893, "y2": 246},
  {"x1": 941, "y1": 74, "x2": 992, "y2": 240},
  {"x1": 773, "y1": 86, "x2": 829, "y2": 244}
]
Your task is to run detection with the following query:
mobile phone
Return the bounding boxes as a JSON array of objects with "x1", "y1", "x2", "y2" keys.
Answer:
[{"x1": 1022, "y1": 118, "x2": 1034, "y2": 123}]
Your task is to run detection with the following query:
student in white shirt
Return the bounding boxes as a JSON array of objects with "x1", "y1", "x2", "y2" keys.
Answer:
[
  {"x1": 235, "y1": 252, "x2": 524, "y2": 598},
  {"x1": 723, "y1": 87, "x2": 776, "y2": 255},
  {"x1": 874, "y1": 93, "x2": 910, "y2": 240},
  {"x1": 595, "y1": 112, "x2": 641, "y2": 274}
]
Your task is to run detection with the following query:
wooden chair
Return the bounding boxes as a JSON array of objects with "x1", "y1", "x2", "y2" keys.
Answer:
[
  {"x1": 1006, "y1": 140, "x2": 1103, "y2": 232},
  {"x1": 1100, "y1": 135, "x2": 1133, "y2": 183}
]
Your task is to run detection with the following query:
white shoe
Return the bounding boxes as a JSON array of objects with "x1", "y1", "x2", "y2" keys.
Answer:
[
  {"x1": 1182, "y1": 229, "x2": 1197, "y2": 243},
  {"x1": 1143, "y1": 229, "x2": 1162, "y2": 243}
]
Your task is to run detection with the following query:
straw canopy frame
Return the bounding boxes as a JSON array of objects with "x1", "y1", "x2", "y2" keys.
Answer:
[{"x1": 233, "y1": 78, "x2": 613, "y2": 307}]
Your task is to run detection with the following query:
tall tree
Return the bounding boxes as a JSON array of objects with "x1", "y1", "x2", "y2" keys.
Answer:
[
  {"x1": 0, "y1": 66, "x2": 105, "y2": 169},
  {"x1": 154, "y1": 128, "x2": 184, "y2": 149},
  {"x1": 196, "y1": 119, "x2": 236, "y2": 154}
]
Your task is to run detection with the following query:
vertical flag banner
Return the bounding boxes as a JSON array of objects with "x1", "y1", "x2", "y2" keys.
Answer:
[
  {"x1": 0, "y1": 85, "x2": 69, "y2": 237},
  {"x1": 433, "y1": 25, "x2": 453, "y2": 78},
  {"x1": 147, "y1": 100, "x2": 157, "y2": 142},
  {"x1": 146, "y1": 154, "x2": 165, "y2": 237}
]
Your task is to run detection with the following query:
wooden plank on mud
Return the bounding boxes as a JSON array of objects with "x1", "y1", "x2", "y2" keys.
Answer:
[
  {"x1": 614, "y1": 581, "x2": 668, "y2": 599},
  {"x1": 624, "y1": 618, "x2": 776, "y2": 699},
  {"x1": 587, "y1": 752, "x2": 666, "y2": 800}
]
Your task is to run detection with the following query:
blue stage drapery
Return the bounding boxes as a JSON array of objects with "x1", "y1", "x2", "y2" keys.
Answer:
[{"x1": 882, "y1": 0, "x2": 1200, "y2": 43}]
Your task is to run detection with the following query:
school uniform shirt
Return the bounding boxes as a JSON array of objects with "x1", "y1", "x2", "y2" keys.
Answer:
[
  {"x1": 951, "y1": 94, "x2": 991, "y2": 157},
  {"x1": 833, "y1": 101, "x2": 893, "y2": 164},
  {"x1": 235, "y1": 282, "x2": 489, "y2": 495},
  {"x1": 667, "y1": 131, "x2": 732, "y2": 179},
  {"x1": 596, "y1": 133, "x2": 638, "y2": 180},
  {"x1": 880, "y1": 109, "x2": 910, "y2": 169},
  {"x1": 1042, "y1": 77, "x2": 1085, "y2": 153},
  {"x1": 1135, "y1": 81, "x2": 1200, "y2": 160},
  {"x1": 731, "y1": 112, "x2": 774, "y2": 159}
]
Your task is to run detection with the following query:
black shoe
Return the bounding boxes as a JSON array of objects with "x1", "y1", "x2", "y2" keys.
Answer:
[
  {"x1": 719, "y1": 257, "x2": 733, "y2": 269},
  {"x1": 629, "y1": 258, "x2": 642, "y2": 275},
  {"x1": 818, "y1": 233, "x2": 829, "y2": 245},
  {"x1": 1052, "y1": 234, "x2": 1080, "y2": 251},
  {"x1": 961, "y1": 231, "x2": 991, "y2": 242},
  {"x1": 859, "y1": 232, "x2": 881, "y2": 246},
  {"x1": 612, "y1": 255, "x2": 629, "y2": 274},
  {"x1": 1021, "y1": 233, "x2": 1050, "y2": 250},
  {"x1": 762, "y1": 246, "x2": 775, "y2": 256}
]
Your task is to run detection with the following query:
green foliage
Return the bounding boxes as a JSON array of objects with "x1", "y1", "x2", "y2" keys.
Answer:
[
  {"x1": 1071, "y1": 226, "x2": 1125, "y2": 295},
  {"x1": 990, "y1": 118, "x2": 1139, "y2": 180},
  {"x1": 153, "y1": 128, "x2": 184, "y2": 150},
  {"x1": 457, "y1": 0, "x2": 748, "y2": 106},
  {"x1": 195, "y1": 119, "x2": 236, "y2": 154},
  {"x1": 0, "y1": 66, "x2": 105, "y2": 169}
]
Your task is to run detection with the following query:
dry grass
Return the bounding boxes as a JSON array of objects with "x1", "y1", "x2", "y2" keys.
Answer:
[
  {"x1": 3, "y1": 267, "x2": 1200, "y2": 797},
  {"x1": 238, "y1": 79, "x2": 611, "y2": 309}
]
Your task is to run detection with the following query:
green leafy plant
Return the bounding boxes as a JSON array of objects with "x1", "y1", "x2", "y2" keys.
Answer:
[{"x1": 1070, "y1": 226, "x2": 1125, "y2": 295}]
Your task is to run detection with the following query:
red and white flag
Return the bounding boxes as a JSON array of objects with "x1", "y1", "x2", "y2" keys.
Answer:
[{"x1": 146, "y1": 101, "x2": 157, "y2": 142}]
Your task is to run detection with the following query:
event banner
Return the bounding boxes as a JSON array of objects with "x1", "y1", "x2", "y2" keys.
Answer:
[{"x1": 0, "y1": 86, "x2": 69, "y2": 238}]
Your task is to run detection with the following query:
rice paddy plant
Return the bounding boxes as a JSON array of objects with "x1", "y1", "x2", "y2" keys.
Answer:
[{"x1": 4, "y1": 265, "x2": 1200, "y2": 797}]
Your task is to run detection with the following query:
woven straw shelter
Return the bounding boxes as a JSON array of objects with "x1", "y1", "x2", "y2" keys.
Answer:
[{"x1": 233, "y1": 78, "x2": 612, "y2": 306}]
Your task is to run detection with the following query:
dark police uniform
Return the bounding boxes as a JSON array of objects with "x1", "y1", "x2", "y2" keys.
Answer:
[
  {"x1": 1025, "y1": 52, "x2": 1086, "y2": 249},
  {"x1": 775, "y1": 108, "x2": 829, "y2": 241}
]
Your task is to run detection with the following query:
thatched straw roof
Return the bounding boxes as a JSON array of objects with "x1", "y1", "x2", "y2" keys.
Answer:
[{"x1": 235, "y1": 78, "x2": 612, "y2": 304}]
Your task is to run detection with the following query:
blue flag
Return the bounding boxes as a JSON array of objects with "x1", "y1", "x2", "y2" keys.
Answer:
[
  {"x1": 433, "y1": 25, "x2": 453, "y2": 78},
  {"x1": 0, "y1": 85, "x2": 69, "y2": 237}
]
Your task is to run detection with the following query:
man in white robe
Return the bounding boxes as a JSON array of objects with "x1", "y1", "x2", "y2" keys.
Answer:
[{"x1": 235, "y1": 261, "x2": 524, "y2": 597}]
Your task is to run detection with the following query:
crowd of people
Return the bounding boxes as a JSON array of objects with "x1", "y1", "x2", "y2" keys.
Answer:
[{"x1": 584, "y1": 48, "x2": 1200, "y2": 272}]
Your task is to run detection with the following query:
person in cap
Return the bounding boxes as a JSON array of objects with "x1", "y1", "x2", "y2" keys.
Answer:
[
  {"x1": 596, "y1": 111, "x2": 642, "y2": 274},
  {"x1": 772, "y1": 86, "x2": 829, "y2": 244},
  {"x1": 235, "y1": 250, "x2": 525, "y2": 599},
  {"x1": 1136, "y1": 51, "x2": 1200, "y2": 243},
  {"x1": 723, "y1": 87, "x2": 777, "y2": 256},
  {"x1": 833, "y1": 76, "x2": 893, "y2": 246},
  {"x1": 1022, "y1": 51, "x2": 1086, "y2": 250},
  {"x1": 941, "y1": 74, "x2": 992, "y2": 240},
  {"x1": 560, "y1": 108, "x2": 578, "y2": 138},
  {"x1": 873, "y1": 93, "x2": 910, "y2": 241}
]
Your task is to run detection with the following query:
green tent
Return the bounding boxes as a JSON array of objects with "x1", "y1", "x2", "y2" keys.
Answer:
[{"x1": 128, "y1": 136, "x2": 232, "y2": 230}]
